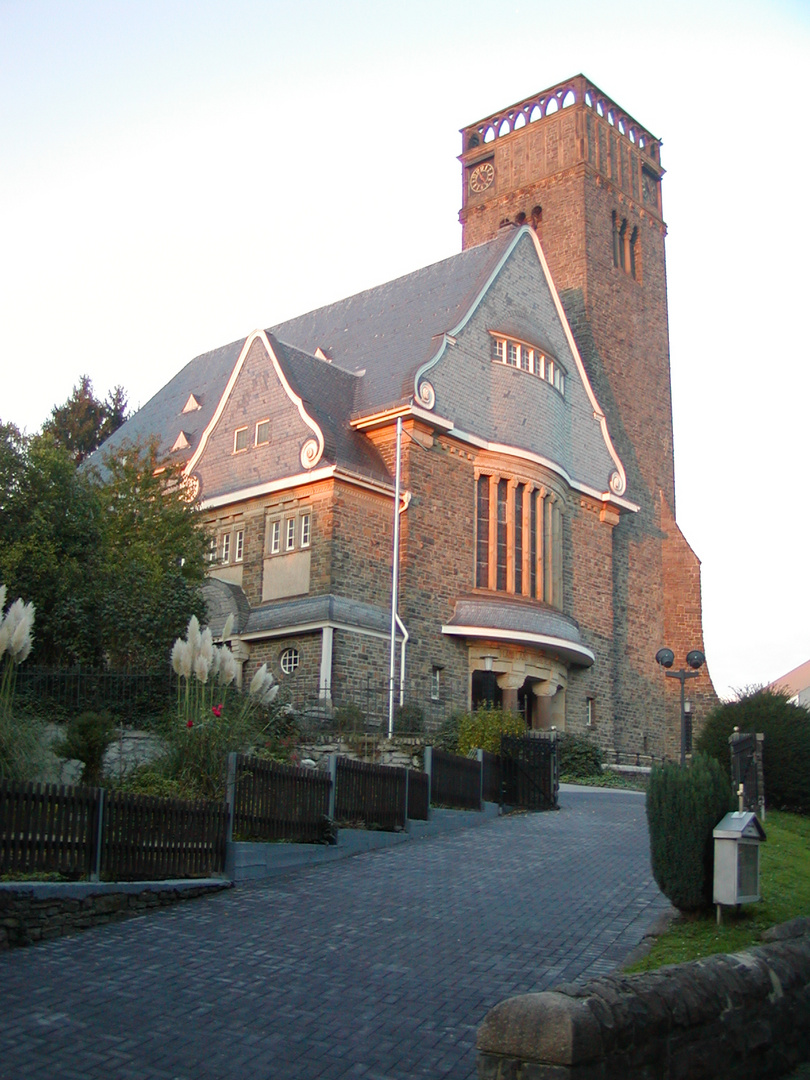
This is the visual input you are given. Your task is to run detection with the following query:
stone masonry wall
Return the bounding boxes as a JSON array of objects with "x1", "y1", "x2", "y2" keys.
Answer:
[{"x1": 477, "y1": 918, "x2": 810, "y2": 1080}]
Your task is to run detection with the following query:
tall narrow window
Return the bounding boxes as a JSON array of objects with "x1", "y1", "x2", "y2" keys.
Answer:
[
  {"x1": 286, "y1": 518, "x2": 296, "y2": 551},
  {"x1": 496, "y1": 479, "x2": 508, "y2": 591},
  {"x1": 221, "y1": 533, "x2": 230, "y2": 563},
  {"x1": 235, "y1": 529, "x2": 244, "y2": 563},
  {"x1": 530, "y1": 492, "x2": 537, "y2": 599},
  {"x1": 629, "y1": 226, "x2": 638, "y2": 280},
  {"x1": 270, "y1": 520, "x2": 280, "y2": 555},
  {"x1": 476, "y1": 476, "x2": 490, "y2": 588},
  {"x1": 514, "y1": 484, "x2": 524, "y2": 595},
  {"x1": 300, "y1": 513, "x2": 311, "y2": 548}
]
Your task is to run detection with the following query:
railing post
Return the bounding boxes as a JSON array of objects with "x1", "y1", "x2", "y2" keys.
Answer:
[
  {"x1": 225, "y1": 752, "x2": 238, "y2": 843},
  {"x1": 477, "y1": 748, "x2": 484, "y2": 809},
  {"x1": 424, "y1": 746, "x2": 433, "y2": 809},
  {"x1": 327, "y1": 753, "x2": 337, "y2": 820},
  {"x1": 90, "y1": 788, "x2": 105, "y2": 882}
]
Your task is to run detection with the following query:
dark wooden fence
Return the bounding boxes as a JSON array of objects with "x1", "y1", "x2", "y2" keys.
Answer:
[
  {"x1": 500, "y1": 733, "x2": 559, "y2": 810},
  {"x1": 231, "y1": 755, "x2": 331, "y2": 842},
  {"x1": 429, "y1": 749, "x2": 482, "y2": 811},
  {"x1": 102, "y1": 791, "x2": 227, "y2": 880},
  {"x1": 334, "y1": 757, "x2": 407, "y2": 831},
  {"x1": 0, "y1": 780, "x2": 227, "y2": 880},
  {"x1": 481, "y1": 751, "x2": 502, "y2": 804},
  {"x1": 407, "y1": 770, "x2": 429, "y2": 821},
  {"x1": 0, "y1": 780, "x2": 99, "y2": 878}
]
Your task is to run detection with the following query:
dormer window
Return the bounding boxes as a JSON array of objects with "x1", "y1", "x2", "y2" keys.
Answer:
[{"x1": 490, "y1": 334, "x2": 565, "y2": 396}]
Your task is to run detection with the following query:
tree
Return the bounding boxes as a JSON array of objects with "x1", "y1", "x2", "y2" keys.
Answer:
[
  {"x1": 42, "y1": 375, "x2": 128, "y2": 464},
  {"x1": 0, "y1": 422, "x2": 209, "y2": 670},
  {"x1": 91, "y1": 440, "x2": 209, "y2": 669}
]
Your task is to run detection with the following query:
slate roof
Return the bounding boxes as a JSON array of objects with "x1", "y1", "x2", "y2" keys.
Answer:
[
  {"x1": 268, "y1": 230, "x2": 516, "y2": 411},
  {"x1": 444, "y1": 596, "x2": 593, "y2": 667}
]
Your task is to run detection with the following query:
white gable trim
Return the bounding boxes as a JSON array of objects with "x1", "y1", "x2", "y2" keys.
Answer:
[
  {"x1": 184, "y1": 330, "x2": 325, "y2": 477},
  {"x1": 413, "y1": 225, "x2": 629, "y2": 498}
]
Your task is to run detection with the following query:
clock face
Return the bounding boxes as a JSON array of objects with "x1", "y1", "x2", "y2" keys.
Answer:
[{"x1": 469, "y1": 161, "x2": 495, "y2": 194}]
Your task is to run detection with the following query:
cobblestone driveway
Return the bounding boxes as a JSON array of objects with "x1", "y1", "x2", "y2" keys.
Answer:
[{"x1": 0, "y1": 787, "x2": 669, "y2": 1080}]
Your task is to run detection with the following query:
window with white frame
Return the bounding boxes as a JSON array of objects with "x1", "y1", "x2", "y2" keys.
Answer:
[
  {"x1": 255, "y1": 419, "x2": 270, "y2": 446},
  {"x1": 269, "y1": 520, "x2": 281, "y2": 554},
  {"x1": 207, "y1": 536, "x2": 217, "y2": 563},
  {"x1": 285, "y1": 517, "x2": 296, "y2": 551},
  {"x1": 221, "y1": 533, "x2": 231, "y2": 563},
  {"x1": 431, "y1": 666, "x2": 442, "y2": 701},
  {"x1": 300, "y1": 513, "x2": 311, "y2": 548},
  {"x1": 234, "y1": 427, "x2": 249, "y2": 453},
  {"x1": 234, "y1": 529, "x2": 244, "y2": 563},
  {"x1": 490, "y1": 334, "x2": 565, "y2": 396},
  {"x1": 280, "y1": 647, "x2": 300, "y2": 674}
]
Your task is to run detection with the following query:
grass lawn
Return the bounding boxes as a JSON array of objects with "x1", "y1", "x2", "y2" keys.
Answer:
[{"x1": 628, "y1": 809, "x2": 810, "y2": 973}]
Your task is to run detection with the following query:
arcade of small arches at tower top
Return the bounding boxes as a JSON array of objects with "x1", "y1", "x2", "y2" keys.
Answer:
[{"x1": 464, "y1": 78, "x2": 660, "y2": 162}]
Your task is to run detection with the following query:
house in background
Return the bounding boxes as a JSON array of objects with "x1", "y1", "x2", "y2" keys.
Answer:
[
  {"x1": 92, "y1": 75, "x2": 716, "y2": 762},
  {"x1": 769, "y1": 661, "x2": 810, "y2": 709}
]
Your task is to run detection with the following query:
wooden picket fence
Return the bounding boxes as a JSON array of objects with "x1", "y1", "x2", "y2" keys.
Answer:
[
  {"x1": 406, "y1": 770, "x2": 430, "y2": 821},
  {"x1": 334, "y1": 757, "x2": 407, "y2": 831},
  {"x1": 231, "y1": 756, "x2": 331, "y2": 842},
  {"x1": 429, "y1": 749, "x2": 482, "y2": 811},
  {"x1": 0, "y1": 780, "x2": 227, "y2": 880}
]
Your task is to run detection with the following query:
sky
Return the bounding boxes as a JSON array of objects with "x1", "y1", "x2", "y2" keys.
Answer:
[{"x1": 1, "y1": 0, "x2": 808, "y2": 699}]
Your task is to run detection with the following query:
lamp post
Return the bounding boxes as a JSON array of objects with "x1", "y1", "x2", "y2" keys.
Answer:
[{"x1": 655, "y1": 647, "x2": 706, "y2": 766}]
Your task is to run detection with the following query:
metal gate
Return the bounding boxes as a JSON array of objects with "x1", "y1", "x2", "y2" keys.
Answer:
[{"x1": 500, "y1": 733, "x2": 559, "y2": 810}]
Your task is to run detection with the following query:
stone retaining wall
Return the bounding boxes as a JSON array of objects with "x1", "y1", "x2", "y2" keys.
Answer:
[
  {"x1": 477, "y1": 917, "x2": 810, "y2": 1079},
  {"x1": 0, "y1": 880, "x2": 231, "y2": 950}
]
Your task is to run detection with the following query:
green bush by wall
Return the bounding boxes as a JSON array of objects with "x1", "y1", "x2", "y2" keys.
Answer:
[
  {"x1": 646, "y1": 753, "x2": 734, "y2": 911},
  {"x1": 456, "y1": 707, "x2": 525, "y2": 755},
  {"x1": 697, "y1": 689, "x2": 810, "y2": 814},
  {"x1": 559, "y1": 734, "x2": 603, "y2": 778}
]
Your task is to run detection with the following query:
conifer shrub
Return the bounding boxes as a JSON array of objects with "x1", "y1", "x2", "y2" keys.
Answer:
[
  {"x1": 52, "y1": 710, "x2": 117, "y2": 786},
  {"x1": 558, "y1": 733, "x2": 603, "y2": 778},
  {"x1": 646, "y1": 753, "x2": 734, "y2": 912},
  {"x1": 696, "y1": 689, "x2": 810, "y2": 814}
]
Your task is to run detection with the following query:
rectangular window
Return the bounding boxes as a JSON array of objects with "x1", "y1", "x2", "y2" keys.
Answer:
[
  {"x1": 514, "y1": 483, "x2": 524, "y2": 595},
  {"x1": 234, "y1": 427, "x2": 248, "y2": 453},
  {"x1": 493, "y1": 338, "x2": 505, "y2": 363},
  {"x1": 431, "y1": 666, "x2": 441, "y2": 701},
  {"x1": 300, "y1": 513, "x2": 311, "y2": 548},
  {"x1": 285, "y1": 518, "x2": 296, "y2": 551},
  {"x1": 496, "y1": 478, "x2": 507, "y2": 592},
  {"x1": 537, "y1": 353, "x2": 545, "y2": 379},
  {"x1": 520, "y1": 347, "x2": 531, "y2": 373},
  {"x1": 207, "y1": 536, "x2": 217, "y2": 563},
  {"x1": 255, "y1": 419, "x2": 270, "y2": 446},
  {"x1": 235, "y1": 529, "x2": 244, "y2": 563},
  {"x1": 221, "y1": 533, "x2": 230, "y2": 563},
  {"x1": 507, "y1": 341, "x2": 519, "y2": 367},
  {"x1": 587, "y1": 697, "x2": 595, "y2": 727},
  {"x1": 476, "y1": 475, "x2": 490, "y2": 589},
  {"x1": 270, "y1": 520, "x2": 280, "y2": 554}
]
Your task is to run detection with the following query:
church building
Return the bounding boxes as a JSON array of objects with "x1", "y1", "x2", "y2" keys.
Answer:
[{"x1": 98, "y1": 75, "x2": 716, "y2": 762}]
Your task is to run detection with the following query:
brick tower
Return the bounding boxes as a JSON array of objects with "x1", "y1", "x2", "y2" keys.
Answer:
[{"x1": 459, "y1": 75, "x2": 716, "y2": 759}]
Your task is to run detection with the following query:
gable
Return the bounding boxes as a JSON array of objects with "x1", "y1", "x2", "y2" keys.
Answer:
[
  {"x1": 187, "y1": 332, "x2": 325, "y2": 502},
  {"x1": 413, "y1": 228, "x2": 628, "y2": 501}
]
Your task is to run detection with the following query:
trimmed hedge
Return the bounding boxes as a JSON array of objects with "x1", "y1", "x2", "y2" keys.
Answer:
[
  {"x1": 697, "y1": 689, "x2": 810, "y2": 814},
  {"x1": 646, "y1": 753, "x2": 734, "y2": 911}
]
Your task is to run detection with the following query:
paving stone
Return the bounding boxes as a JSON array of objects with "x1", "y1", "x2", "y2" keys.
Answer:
[{"x1": 0, "y1": 788, "x2": 668, "y2": 1080}]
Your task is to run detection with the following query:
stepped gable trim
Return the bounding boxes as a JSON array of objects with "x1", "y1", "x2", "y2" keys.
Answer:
[
  {"x1": 412, "y1": 225, "x2": 629, "y2": 501},
  {"x1": 184, "y1": 330, "x2": 325, "y2": 478}
]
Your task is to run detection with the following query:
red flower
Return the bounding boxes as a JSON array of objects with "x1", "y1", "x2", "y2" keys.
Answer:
[
  {"x1": 212, "y1": 705, "x2": 223, "y2": 718},
  {"x1": 186, "y1": 719, "x2": 194, "y2": 728}
]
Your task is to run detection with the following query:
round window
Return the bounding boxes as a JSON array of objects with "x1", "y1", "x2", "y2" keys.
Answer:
[{"x1": 280, "y1": 647, "x2": 300, "y2": 675}]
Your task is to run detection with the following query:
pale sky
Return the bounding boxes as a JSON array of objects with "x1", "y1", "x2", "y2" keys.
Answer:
[{"x1": 1, "y1": 0, "x2": 808, "y2": 699}]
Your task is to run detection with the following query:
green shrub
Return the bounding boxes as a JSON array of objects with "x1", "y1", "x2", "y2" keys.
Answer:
[
  {"x1": 696, "y1": 689, "x2": 810, "y2": 814},
  {"x1": 559, "y1": 733, "x2": 603, "y2": 778},
  {"x1": 646, "y1": 753, "x2": 734, "y2": 912},
  {"x1": 333, "y1": 703, "x2": 365, "y2": 735},
  {"x1": 457, "y1": 707, "x2": 525, "y2": 755},
  {"x1": 393, "y1": 703, "x2": 424, "y2": 735},
  {"x1": 52, "y1": 710, "x2": 117, "y2": 786},
  {"x1": 433, "y1": 713, "x2": 461, "y2": 754}
]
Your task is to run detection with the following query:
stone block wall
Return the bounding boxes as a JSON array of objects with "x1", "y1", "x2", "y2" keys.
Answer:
[
  {"x1": 477, "y1": 918, "x2": 810, "y2": 1080},
  {"x1": 0, "y1": 881, "x2": 231, "y2": 950}
]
